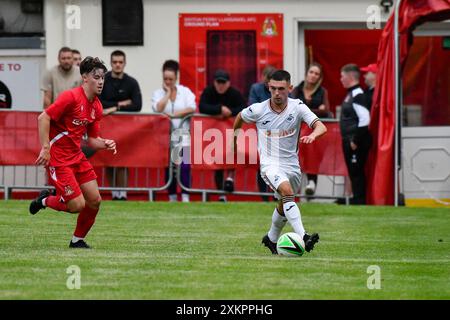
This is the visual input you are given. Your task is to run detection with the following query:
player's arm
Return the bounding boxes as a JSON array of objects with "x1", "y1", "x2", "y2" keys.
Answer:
[
  {"x1": 233, "y1": 104, "x2": 259, "y2": 152},
  {"x1": 35, "y1": 111, "x2": 51, "y2": 166},
  {"x1": 299, "y1": 120, "x2": 327, "y2": 144},
  {"x1": 86, "y1": 121, "x2": 117, "y2": 154},
  {"x1": 232, "y1": 112, "x2": 246, "y2": 153},
  {"x1": 87, "y1": 136, "x2": 117, "y2": 154}
]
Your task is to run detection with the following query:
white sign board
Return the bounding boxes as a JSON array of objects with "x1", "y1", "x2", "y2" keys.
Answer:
[{"x1": 0, "y1": 60, "x2": 41, "y2": 111}]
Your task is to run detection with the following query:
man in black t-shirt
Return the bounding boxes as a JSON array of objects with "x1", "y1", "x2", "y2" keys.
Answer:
[
  {"x1": 199, "y1": 70, "x2": 246, "y2": 201},
  {"x1": 99, "y1": 50, "x2": 142, "y2": 201}
]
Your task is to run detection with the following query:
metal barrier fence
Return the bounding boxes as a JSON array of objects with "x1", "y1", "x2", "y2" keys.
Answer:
[
  {"x1": 0, "y1": 110, "x2": 349, "y2": 202},
  {"x1": 176, "y1": 114, "x2": 348, "y2": 202}
]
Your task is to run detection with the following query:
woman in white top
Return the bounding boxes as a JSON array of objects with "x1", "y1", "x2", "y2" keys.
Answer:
[{"x1": 152, "y1": 60, "x2": 196, "y2": 202}]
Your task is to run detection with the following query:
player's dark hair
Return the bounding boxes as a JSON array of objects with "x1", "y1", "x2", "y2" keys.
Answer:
[
  {"x1": 72, "y1": 49, "x2": 81, "y2": 55},
  {"x1": 58, "y1": 47, "x2": 72, "y2": 56},
  {"x1": 80, "y1": 56, "x2": 107, "y2": 75},
  {"x1": 111, "y1": 50, "x2": 126, "y2": 61},
  {"x1": 341, "y1": 63, "x2": 360, "y2": 79},
  {"x1": 162, "y1": 59, "x2": 179, "y2": 74},
  {"x1": 270, "y1": 70, "x2": 291, "y2": 83}
]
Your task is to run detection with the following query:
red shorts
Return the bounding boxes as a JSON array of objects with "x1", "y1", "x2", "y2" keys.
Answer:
[{"x1": 47, "y1": 159, "x2": 97, "y2": 201}]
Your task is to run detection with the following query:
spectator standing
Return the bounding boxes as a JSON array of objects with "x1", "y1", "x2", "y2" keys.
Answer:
[
  {"x1": 248, "y1": 65, "x2": 276, "y2": 105},
  {"x1": 152, "y1": 60, "x2": 195, "y2": 202},
  {"x1": 291, "y1": 62, "x2": 331, "y2": 197},
  {"x1": 72, "y1": 49, "x2": 82, "y2": 67},
  {"x1": 360, "y1": 63, "x2": 377, "y2": 111},
  {"x1": 199, "y1": 69, "x2": 246, "y2": 201},
  {"x1": 248, "y1": 65, "x2": 276, "y2": 201},
  {"x1": 41, "y1": 47, "x2": 82, "y2": 108},
  {"x1": 339, "y1": 64, "x2": 372, "y2": 205},
  {"x1": 99, "y1": 50, "x2": 142, "y2": 200}
]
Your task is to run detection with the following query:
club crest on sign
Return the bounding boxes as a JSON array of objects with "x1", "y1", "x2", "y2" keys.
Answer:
[{"x1": 262, "y1": 17, "x2": 278, "y2": 37}]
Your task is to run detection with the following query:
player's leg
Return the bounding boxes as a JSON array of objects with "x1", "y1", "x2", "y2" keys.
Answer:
[
  {"x1": 30, "y1": 166, "x2": 84, "y2": 214},
  {"x1": 277, "y1": 181, "x2": 306, "y2": 238},
  {"x1": 260, "y1": 169, "x2": 289, "y2": 254},
  {"x1": 267, "y1": 200, "x2": 288, "y2": 240},
  {"x1": 285, "y1": 172, "x2": 320, "y2": 252},
  {"x1": 69, "y1": 180, "x2": 100, "y2": 248},
  {"x1": 70, "y1": 160, "x2": 101, "y2": 248}
]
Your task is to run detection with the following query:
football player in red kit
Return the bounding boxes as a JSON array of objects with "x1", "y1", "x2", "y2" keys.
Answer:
[{"x1": 30, "y1": 56, "x2": 117, "y2": 248}]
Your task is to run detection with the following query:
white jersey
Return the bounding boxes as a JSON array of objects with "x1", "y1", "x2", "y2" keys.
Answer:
[{"x1": 240, "y1": 98, "x2": 319, "y2": 171}]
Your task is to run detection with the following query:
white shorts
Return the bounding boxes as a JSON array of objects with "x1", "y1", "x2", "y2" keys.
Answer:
[{"x1": 260, "y1": 165, "x2": 302, "y2": 200}]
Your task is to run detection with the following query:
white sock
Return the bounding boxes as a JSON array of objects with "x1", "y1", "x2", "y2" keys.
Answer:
[
  {"x1": 112, "y1": 191, "x2": 120, "y2": 198},
  {"x1": 71, "y1": 236, "x2": 84, "y2": 243},
  {"x1": 169, "y1": 194, "x2": 177, "y2": 202},
  {"x1": 42, "y1": 197, "x2": 47, "y2": 207},
  {"x1": 181, "y1": 194, "x2": 190, "y2": 202},
  {"x1": 268, "y1": 207, "x2": 287, "y2": 243},
  {"x1": 120, "y1": 191, "x2": 127, "y2": 198},
  {"x1": 282, "y1": 196, "x2": 306, "y2": 238}
]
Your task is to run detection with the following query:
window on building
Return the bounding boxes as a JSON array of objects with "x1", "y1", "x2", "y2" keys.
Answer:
[{"x1": 0, "y1": 0, "x2": 44, "y2": 49}]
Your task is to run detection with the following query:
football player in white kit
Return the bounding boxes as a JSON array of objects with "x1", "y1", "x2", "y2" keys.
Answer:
[{"x1": 233, "y1": 70, "x2": 327, "y2": 254}]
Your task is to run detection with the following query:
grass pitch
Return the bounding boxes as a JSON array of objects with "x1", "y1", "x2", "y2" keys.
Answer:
[{"x1": 0, "y1": 201, "x2": 449, "y2": 299}]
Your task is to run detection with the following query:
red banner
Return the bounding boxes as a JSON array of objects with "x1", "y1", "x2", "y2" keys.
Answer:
[
  {"x1": 189, "y1": 116, "x2": 347, "y2": 176},
  {"x1": 299, "y1": 122, "x2": 347, "y2": 176},
  {"x1": 1, "y1": 111, "x2": 347, "y2": 176},
  {"x1": 0, "y1": 111, "x2": 171, "y2": 168},
  {"x1": 90, "y1": 114, "x2": 171, "y2": 168},
  {"x1": 0, "y1": 111, "x2": 40, "y2": 164},
  {"x1": 179, "y1": 13, "x2": 283, "y2": 104},
  {"x1": 190, "y1": 116, "x2": 258, "y2": 170}
]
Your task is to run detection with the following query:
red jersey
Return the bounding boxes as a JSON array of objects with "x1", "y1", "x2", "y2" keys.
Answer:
[{"x1": 45, "y1": 86, "x2": 103, "y2": 166}]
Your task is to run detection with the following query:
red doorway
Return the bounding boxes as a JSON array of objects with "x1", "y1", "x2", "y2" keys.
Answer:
[
  {"x1": 207, "y1": 30, "x2": 257, "y2": 100},
  {"x1": 304, "y1": 29, "x2": 382, "y2": 114}
]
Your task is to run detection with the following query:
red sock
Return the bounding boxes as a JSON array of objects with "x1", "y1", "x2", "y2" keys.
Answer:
[
  {"x1": 45, "y1": 195, "x2": 69, "y2": 212},
  {"x1": 74, "y1": 206, "x2": 99, "y2": 238}
]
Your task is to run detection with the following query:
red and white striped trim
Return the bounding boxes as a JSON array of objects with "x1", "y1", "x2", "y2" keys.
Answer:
[{"x1": 49, "y1": 131, "x2": 69, "y2": 146}]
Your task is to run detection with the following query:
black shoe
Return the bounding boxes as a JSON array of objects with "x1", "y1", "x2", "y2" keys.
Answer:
[
  {"x1": 334, "y1": 197, "x2": 347, "y2": 205},
  {"x1": 69, "y1": 240, "x2": 91, "y2": 249},
  {"x1": 224, "y1": 177, "x2": 234, "y2": 193},
  {"x1": 303, "y1": 233, "x2": 320, "y2": 252},
  {"x1": 261, "y1": 234, "x2": 278, "y2": 254},
  {"x1": 29, "y1": 189, "x2": 51, "y2": 215}
]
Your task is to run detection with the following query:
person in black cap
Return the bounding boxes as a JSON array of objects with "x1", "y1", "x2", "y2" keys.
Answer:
[
  {"x1": 360, "y1": 63, "x2": 377, "y2": 111},
  {"x1": 199, "y1": 69, "x2": 246, "y2": 201}
]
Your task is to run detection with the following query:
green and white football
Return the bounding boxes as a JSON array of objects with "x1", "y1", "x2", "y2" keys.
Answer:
[{"x1": 276, "y1": 232, "x2": 305, "y2": 257}]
